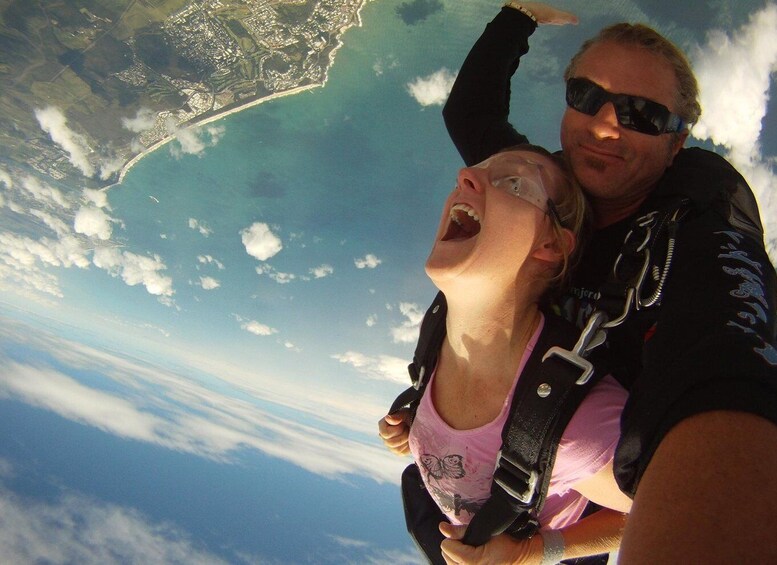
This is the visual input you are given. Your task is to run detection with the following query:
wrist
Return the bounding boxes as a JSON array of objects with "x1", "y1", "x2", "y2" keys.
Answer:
[
  {"x1": 503, "y1": 1, "x2": 537, "y2": 23},
  {"x1": 539, "y1": 529, "x2": 565, "y2": 565}
]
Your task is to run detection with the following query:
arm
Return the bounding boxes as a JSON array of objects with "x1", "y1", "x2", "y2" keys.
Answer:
[
  {"x1": 619, "y1": 411, "x2": 777, "y2": 563},
  {"x1": 613, "y1": 199, "x2": 777, "y2": 558},
  {"x1": 443, "y1": 3, "x2": 577, "y2": 166},
  {"x1": 438, "y1": 462, "x2": 632, "y2": 563},
  {"x1": 439, "y1": 509, "x2": 627, "y2": 564}
]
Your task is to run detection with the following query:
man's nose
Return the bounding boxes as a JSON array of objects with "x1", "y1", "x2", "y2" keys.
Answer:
[
  {"x1": 456, "y1": 167, "x2": 487, "y2": 193},
  {"x1": 588, "y1": 102, "x2": 621, "y2": 140}
]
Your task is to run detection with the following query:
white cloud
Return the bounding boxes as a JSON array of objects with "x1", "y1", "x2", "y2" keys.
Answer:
[
  {"x1": 0, "y1": 320, "x2": 406, "y2": 484},
  {"x1": 34, "y1": 106, "x2": 95, "y2": 177},
  {"x1": 240, "y1": 320, "x2": 278, "y2": 336},
  {"x1": 198, "y1": 276, "x2": 220, "y2": 290},
  {"x1": 29, "y1": 209, "x2": 70, "y2": 237},
  {"x1": 241, "y1": 222, "x2": 282, "y2": 261},
  {"x1": 98, "y1": 155, "x2": 125, "y2": 181},
  {"x1": 0, "y1": 168, "x2": 13, "y2": 189},
  {"x1": 197, "y1": 255, "x2": 225, "y2": 270},
  {"x1": 167, "y1": 118, "x2": 226, "y2": 158},
  {"x1": 331, "y1": 351, "x2": 408, "y2": 385},
  {"x1": 74, "y1": 206, "x2": 114, "y2": 240},
  {"x1": 0, "y1": 478, "x2": 231, "y2": 565},
  {"x1": 92, "y1": 247, "x2": 174, "y2": 297},
  {"x1": 121, "y1": 107, "x2": 157, "y2": 133},
  {"x1": 187, "y1": 218, "x2": 212, "y2": 237},
  {"x1": 691, "y1": 4, "x2": 777, "y2": 261},
  {"x1": 390, "y1": 302, "x2": 424, "y2": 344},
  {"x1": 372, "y1": 55, "x2": 399, "y2": 77},
  {"x1": 310, "y1": 264, "x2": 334, "y2": 279},
  {"x1": 354, "y1": 253, "x2": 382, "y2": 269},
  {"x1": 256, "y1": 265, "x2": 296, "y2": 284},
  {"x1": 82, "y1": 188, "x2": 110, "y2": 209},
  {"x1": 20, "y1": 176, "x2": 70, "y2": 209},
  {"x1": 366, "y1": 314, "x2": 378, "y2": 327},
  {"x1": 406, "y1": 68, "x2": 458, "y2": 107}
]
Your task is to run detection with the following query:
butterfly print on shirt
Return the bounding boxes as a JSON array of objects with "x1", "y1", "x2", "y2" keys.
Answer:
[{"x1": 420, "y1": 453, "x2": 466, "y2": 481}]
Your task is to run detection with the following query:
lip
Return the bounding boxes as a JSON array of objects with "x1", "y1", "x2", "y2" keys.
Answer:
[{"x1": 578, "y1": 143, "x2": 624, "y2": 160}]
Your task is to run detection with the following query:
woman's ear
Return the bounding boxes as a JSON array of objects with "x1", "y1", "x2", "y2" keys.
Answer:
[{"x1": 531, "y1": 227, "x2": 576, "y2": 265}]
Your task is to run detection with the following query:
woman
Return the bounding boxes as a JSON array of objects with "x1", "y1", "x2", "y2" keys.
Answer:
[{"x1": 379, "y1": 146, "x2": 632, "y2": 564}]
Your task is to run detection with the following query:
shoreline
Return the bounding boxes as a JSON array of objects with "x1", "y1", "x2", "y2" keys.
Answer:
[
  {"x1": 105, "y1": 83, "x2": 321, "y2": 191},
  {"x1": 105, "y1": 0, "x2": 371, "y2": 192}
]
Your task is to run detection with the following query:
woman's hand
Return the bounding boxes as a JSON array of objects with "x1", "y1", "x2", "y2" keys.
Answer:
[
  {"x1": 439, "y1": 522, "x2": 544, "y2": 564},
  {"x1": 515, "y1": 2, "x2": 579, "y2": 26},
  {"x1": 378, "y1": 409, "x2": 411, "y2": 455}
]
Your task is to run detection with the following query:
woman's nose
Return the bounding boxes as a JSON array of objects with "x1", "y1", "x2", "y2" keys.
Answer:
[{"x1": 456, "y1": 167, "x2": 487, "y2": 193}]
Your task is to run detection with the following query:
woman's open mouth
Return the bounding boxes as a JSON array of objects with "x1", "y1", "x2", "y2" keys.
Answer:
[{"x1": 442, "y1": 203, "x2": 481, "y2": 241}]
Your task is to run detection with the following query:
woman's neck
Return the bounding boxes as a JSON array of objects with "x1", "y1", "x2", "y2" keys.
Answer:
[{"x1": 441, "y1": 285, "x2": 542, "y2": 382}]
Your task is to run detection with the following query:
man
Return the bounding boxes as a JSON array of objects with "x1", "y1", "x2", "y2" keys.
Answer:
[{"x1": 386, "y1": 2, "x2": 777, "y2": 562}]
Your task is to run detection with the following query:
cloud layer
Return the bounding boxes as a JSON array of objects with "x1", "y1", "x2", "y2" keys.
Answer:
[{"x1": 691, "y1": 4, "x2": 777, "y2": 260}]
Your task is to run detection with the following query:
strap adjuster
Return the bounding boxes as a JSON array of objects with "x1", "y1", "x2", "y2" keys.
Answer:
[{"x1": 494, "y1": 451, "x2": 538, "y2": 504}]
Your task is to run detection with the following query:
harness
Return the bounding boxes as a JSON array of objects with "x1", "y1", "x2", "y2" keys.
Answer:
[{"x1": 390, "y1": 196, "x2": 694, "y2": 556}]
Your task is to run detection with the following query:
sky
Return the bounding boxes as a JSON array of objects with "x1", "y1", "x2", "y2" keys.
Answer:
[{"x1": 0, "y1": 0, "x2": 775, "y2": 563}]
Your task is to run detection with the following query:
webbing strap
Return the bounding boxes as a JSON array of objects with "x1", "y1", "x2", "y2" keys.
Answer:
[
  {"x1": 389, "y1": 292, "x2": 447, "y2": 417},
  {"x1": 462, "y1": 315, "x2": 600, "y2": 545}
]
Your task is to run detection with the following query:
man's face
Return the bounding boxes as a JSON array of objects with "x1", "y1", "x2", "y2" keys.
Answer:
[{"x1": 560, "y1": 41, "x2": 687, "y2": 225}]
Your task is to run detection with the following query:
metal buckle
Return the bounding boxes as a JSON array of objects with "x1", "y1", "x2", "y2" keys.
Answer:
[
  {"x1": 542, "y1": 311, "x2": 608, "y2": 385},
  {"x1": 494, "y1": 451, "x2": 538, "y2": 504},
  {"x1": 412, "y1": 365, "x2": 426, "y2": 390}
]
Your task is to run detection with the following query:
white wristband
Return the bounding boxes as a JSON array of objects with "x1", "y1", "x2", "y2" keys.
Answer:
[{"x1": 539, "y1": 529, "x2": 565, "y2": 565}]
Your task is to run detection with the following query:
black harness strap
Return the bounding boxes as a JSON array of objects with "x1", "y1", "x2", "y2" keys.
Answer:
[
  {"x1": 389, "y1": 291, "x2": 448, "y2": 418},
  {"x1": 462, "y1": 314, "x2": 602, "y2": 545}
]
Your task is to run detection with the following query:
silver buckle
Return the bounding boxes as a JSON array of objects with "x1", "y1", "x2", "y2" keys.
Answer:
[
  {"x1": 495, "y1": 451, "x2": 538, "y2": 504},
  {"x1": 542, "y1": 311, "x2": 608, "y2": 385}
]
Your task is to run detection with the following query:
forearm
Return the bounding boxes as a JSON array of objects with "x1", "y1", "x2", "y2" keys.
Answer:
[
  {"x1": 618, "y1": 411, "x2": 777, "y2": 563},
  {"x1": 546, "y1": 508, "x2": 627, "y2": 561},
  {"x1": 443, "y1": 7, "x2": 533, "y2": 165}
]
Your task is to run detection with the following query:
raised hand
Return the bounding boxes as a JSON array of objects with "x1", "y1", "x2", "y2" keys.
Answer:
[{"x1": 516, "y1": 2, "x2": 579, "y2": 25}]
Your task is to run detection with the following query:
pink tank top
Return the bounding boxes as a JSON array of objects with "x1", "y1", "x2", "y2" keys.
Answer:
[{"x1": 408, "y1": 313, "x2": 627, "y2": 530}]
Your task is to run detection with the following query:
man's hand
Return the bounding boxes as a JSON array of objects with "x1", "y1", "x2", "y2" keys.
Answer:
[
  {"x1": 378, "y1": 409, "x2": 411, "y2": 455},
  {"x1": 439, "y1": 522, "x2": 544, "y2": 564},
  {"x1": 519, "y1": 2, "x2": 578, "y2": 25}
]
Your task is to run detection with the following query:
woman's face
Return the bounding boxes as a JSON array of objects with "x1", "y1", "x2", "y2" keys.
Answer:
[{"x1": 425, "y1": 150, "x2": 564, "y2": 289}]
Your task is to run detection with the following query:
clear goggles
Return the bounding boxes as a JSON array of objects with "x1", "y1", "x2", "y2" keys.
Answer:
[{"x1": 470, "y1": 153, "x2": 561, "y2": 225}]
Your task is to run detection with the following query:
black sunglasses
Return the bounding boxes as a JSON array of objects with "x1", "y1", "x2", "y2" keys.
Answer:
[{"x1": 566, "y1": 77, "x2": 685, "y2": 136}]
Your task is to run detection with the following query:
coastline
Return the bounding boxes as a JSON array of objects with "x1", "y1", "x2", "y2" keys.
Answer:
[
  {"x1": 105, "y1": 0, "x2": 371, "y2": 192},
  {"x1": 106, "y1": 83, "x2": 321, "y2": 191}
]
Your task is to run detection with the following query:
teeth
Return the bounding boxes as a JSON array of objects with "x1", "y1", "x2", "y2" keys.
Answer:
[{"x1": 450, "y1": 203, "x2": 480, "y2": 225}]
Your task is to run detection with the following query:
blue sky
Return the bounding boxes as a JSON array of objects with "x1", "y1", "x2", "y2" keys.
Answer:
[{"x1": 0, "y1": 0, "x2": 775, "y2": 562}]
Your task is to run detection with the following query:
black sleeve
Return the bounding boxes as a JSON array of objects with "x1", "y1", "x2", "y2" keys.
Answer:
[
  {"x1": 442, "y1": 8, "x2": 537, "y2": 166},
  {"x1": 614, "y1": 207, "x2": 777, "y2": 495}
]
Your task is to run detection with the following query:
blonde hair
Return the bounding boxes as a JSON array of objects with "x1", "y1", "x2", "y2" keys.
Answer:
[
  {"x1": 498, "y1": 144, "x2": 590, "y2": 291},
  {"x1": 564, "y1": 23, "x2": 701, "y2": 126}
]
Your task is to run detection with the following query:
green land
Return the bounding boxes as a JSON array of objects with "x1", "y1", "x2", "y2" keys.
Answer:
[{"x1": 0, "y1": 0, "x2": 365, "y2": 188}]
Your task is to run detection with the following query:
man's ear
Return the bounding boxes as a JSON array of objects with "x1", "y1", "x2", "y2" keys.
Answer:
[
  {"x1": 531, "y1": 227, "x2": 576, "y2": 265},
  {"x1": 667, "y1": 131, "x2": 688, "y2": 165}
]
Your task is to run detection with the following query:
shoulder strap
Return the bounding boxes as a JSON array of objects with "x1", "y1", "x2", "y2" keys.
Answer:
[
  {"x1": 389, "y1": 291, "x2": 448, "y2": 416},
  {"x1": 461, "y1": 314, "x2": 604, "y2": 545}
]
